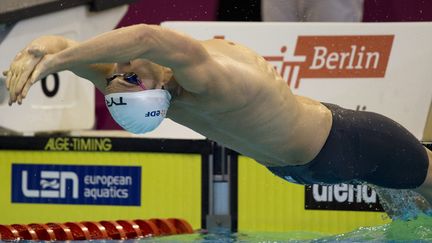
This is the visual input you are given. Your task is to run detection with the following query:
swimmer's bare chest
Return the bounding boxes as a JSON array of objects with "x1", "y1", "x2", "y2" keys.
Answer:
[
  {"x1": 169, "y1": 97, "x2": 302, "y2": 166},
  {"x1": 167, "y1": 40, "x2": 309, "y2": 166}
]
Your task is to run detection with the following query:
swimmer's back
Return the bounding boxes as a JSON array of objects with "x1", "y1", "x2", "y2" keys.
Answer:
[{"x1": 171, "y1": 38, "x2": 332, "y2": 166}]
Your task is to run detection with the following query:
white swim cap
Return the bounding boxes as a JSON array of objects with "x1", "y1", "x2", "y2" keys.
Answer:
[{"x1": 105, "y1": 89, "x2": 171, "y2": 134}]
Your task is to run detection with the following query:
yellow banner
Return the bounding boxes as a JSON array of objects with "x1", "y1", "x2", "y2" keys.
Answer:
[
  {"x1": 0, "y1": 150, "x2": 201, "y2": 229},
  {"x1": 238, "y1": 156, "x2": 390, "y2": 234}
]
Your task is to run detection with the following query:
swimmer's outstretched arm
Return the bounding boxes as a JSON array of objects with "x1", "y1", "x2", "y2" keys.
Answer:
[
  {"x1": 5, "y1": 36, "x2": 115, "y2": 104},
  {"x1": 31, "y1": 24, "x2": 213, "y2": 94},
  {"x1": 44, "y1": 37, "x2": 115, "y2": 93}
]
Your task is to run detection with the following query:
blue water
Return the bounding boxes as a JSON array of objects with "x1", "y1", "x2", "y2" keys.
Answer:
[
  {"x1": 140, "y1": 187, "x2": 432, "y2": 242},
  {"x1": 138, "y1": 215, "x2": 432, "y2": 242}
]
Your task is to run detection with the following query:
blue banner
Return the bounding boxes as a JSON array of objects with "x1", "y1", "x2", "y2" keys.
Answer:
[{"x1": 12, "y1": 164, "x2": 141, "y2": 206}]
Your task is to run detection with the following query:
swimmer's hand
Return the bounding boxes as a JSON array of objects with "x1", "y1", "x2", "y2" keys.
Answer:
[
  {"x1": 5, "y1": 47, "x2": 46, "y2": 105},
  {"x1": 17, "y1": 53, "x2": 56, "y2": 100},
  {"x1": 5, "y1": 36, "x2": 69, "y2": 105}
]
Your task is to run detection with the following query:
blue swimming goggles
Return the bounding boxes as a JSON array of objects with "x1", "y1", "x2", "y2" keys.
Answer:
[{"x1": 106, "y1": 72, "x2": 146, "y2": 90}]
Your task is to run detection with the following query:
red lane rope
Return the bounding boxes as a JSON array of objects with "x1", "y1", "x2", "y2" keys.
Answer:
[
  {"x1": 0, "y1": 218, "x2": 193, "y2": 241},
  {"x1": 46, "y1": 223, "x2": 74, "y2": 241},
  {"x1": 168, "y1": 218, "x2": 194, "y2": 234},
  {"x1": 64, "y1": 222, "x2": 91, "y2": 240},
  {"x1": 0, "y1": 225, "x2": 20, "y2": 240},
  {"x1": 10, "y1": 224, "x2": 38, "y2": 240},
  {"x1": 148, "y1": 218, "x2": 177, "y2": 235},
  {"x1": 80, "y1": 221, "x2": 109, "y2": 240},
  {"x1": 134, "y1": 219, "x2": 160, "y2": 237},
  {"x1": 28, "y1": 223, "x2": 56, "y2": 241},
  {"x1": 99, "y1": 221, "x2": 127, "y2": 240},
  {"x1": 116, "y1": 220, "x2": 143, "y2": 239}
]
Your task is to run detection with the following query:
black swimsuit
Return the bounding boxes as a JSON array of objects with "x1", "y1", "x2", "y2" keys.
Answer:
[{"x1": 267, "y1": 103, "x2": 429, "y2": 189}]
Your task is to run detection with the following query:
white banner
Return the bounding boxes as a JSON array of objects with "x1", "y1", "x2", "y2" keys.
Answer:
[
  {"x1": 161, "y1": 21, "x2": 432, "y2": 140},
  {"x1": 0, "y1": 5, "x2": 128, "y2": 133}
]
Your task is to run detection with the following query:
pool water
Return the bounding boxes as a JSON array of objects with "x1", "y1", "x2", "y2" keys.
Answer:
[
  {"x1": 141, "y1": 215, "x2": 432, "y2": 242},
  {"x1": 322, "y1": 214, "x2": 432, "y2": 242},
  {"x1": 141, "y1": 188, "x2": 432, "y2": 242}
]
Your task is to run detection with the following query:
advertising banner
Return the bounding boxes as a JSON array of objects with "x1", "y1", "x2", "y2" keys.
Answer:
[
  {"x1": 12, "y1": 164, "x2": 141, "y2": 206},
  {"x1": 0, "y1": 136, "x2": 203, "y2": 229},
  {"x1": 238, "y1": 157, "x2": 390, "y2": 234}
]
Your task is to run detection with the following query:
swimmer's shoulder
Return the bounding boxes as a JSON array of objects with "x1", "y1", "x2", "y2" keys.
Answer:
[
  {"x1": 202, "y1": 39, "x2": 258, "y2": 55},
  {"x1": 202, "y1": 38, "x2": 238, "y2": 47},
  {"x1": 202, "y1": 39, "x2": 266, "y2": 66}
]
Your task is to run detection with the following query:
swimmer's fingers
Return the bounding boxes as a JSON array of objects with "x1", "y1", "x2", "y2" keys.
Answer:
[
  {"x1": 8, "y1": 65, "x2": 24, "y2": 103},
  {"x1": 6, "y1": 74, "x2": 12, "y2": 105},
  {"x1": 17, "y1": 94, "x2": 23, "y2": 105},
  {"x1": 21, "y1": 79, "x2": 33, "y2": 100},
  {"x1": 6, "y1": 52, "x2": 26, "y2": 103},
  {"x1": 7, "y1": 50, "x2": 52, "y2": 105},
  {"x1": 12, "y1": 51, "x2": 23, "y2": 62},
  {"x1": 7, "y1": 66, "x2": 19, "y2": 104},
  {"x1": 5, "y1": 52, "x2": 22, "y2": 92},
  {"x1": 28, "y1": 69, "x2": 43, "y2": 87},
  {"x1": 13, "y1": 74, "x2": 36, "y2": 105},
  {"x1": 5, "y1": 51, "x2": 28, "y2": 103},
  {"x1": 8, "y1": 47, "x2": 45, "y2": 94},
  {"x1": 13, "y1": 56, "x2": 43, "y2": 99},
  {"x1": 8, "y1": 65, "x2": 28, "y2": 104},
  {"x1": 27, "y1": 54, "x2": 55, "y2": 87},
  {"x1": 15, "y1": 72, "x2": 38, "y2": 103},
  {"x1": 5, "y1": 66, "x2": 16, "y2": 90},
  {"x1": 21, "y1": 68, "x2": 42, "y2": 99}
]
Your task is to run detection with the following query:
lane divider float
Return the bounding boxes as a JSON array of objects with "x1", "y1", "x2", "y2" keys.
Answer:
[{"x1": 0, "y1": 218, "x2": 193, "y2": 241}]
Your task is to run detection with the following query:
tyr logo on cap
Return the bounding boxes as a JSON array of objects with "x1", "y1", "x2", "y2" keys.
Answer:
[{"x1": 106, "y1": 97, "x2": 127, "y2": 107}]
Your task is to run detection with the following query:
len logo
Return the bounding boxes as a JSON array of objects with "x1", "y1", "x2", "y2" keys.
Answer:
[{"x1": 21, "y1": 170, "x2": 79, "y2": 199}]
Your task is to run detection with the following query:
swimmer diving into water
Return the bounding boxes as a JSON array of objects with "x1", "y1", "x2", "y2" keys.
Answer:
[{"x1": 4, "y1": 24, "x2": 432, "y2": 203}]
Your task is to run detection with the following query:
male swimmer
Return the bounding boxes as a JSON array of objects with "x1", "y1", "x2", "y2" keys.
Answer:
[{"x1": 4, "y1": 24, "x2": 432, "y2": 203}]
